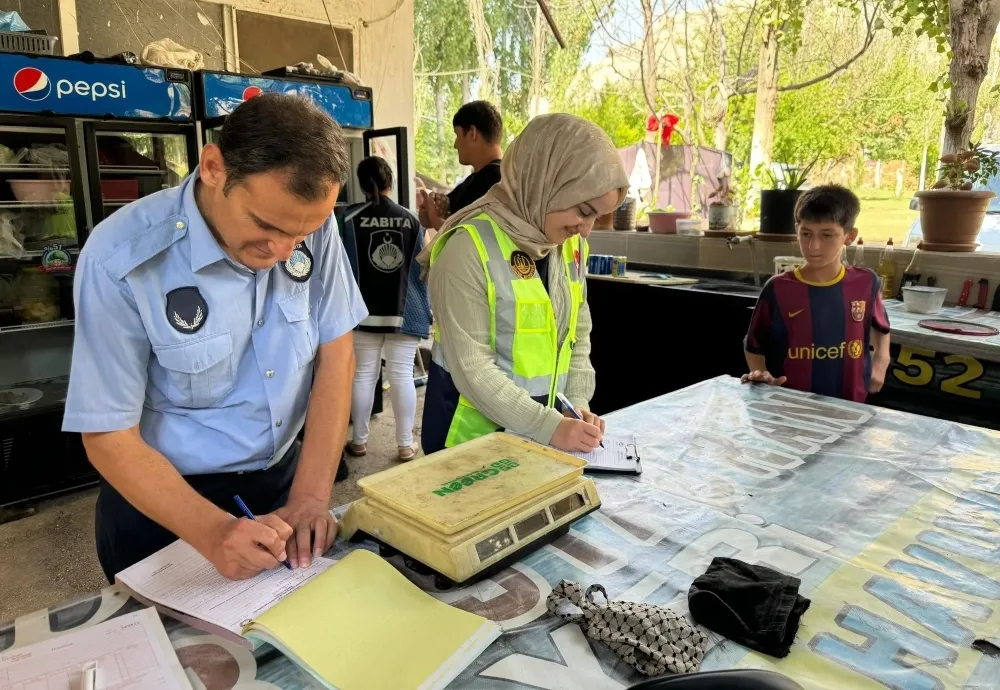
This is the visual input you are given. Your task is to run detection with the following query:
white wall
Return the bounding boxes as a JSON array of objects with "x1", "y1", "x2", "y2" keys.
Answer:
[{"x1": 57, "y1": 0, "x2": 416, "y2": 188}]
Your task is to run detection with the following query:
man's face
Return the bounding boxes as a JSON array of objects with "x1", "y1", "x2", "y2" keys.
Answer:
[
  {"x1": 453, "y1": 125, "x2": 476, "y2": 166},
  {"x1": 199, "y1": 146, "x2": 338, "y2": 271},
  {"x1": 797, "y1": 220, "x2": 857, "y2": 268}
]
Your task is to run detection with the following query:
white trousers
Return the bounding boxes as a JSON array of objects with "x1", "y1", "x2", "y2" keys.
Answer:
[{"x1": 351, "y1": 331, "x2": 420, "y2": 447}]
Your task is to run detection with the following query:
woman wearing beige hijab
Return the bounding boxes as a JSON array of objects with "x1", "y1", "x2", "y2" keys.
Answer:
[{"x1": 419, "y1": 113, "x2": 629, "y2": 455}]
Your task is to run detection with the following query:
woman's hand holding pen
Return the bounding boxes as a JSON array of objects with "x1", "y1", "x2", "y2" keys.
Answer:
[{"x1": 551, "y1": 417, "x2": 603, "y2": 453}]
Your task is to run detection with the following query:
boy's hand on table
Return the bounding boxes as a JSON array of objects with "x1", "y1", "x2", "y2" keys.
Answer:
[
  {"x1": 869, "y1": 357, "x2": 889, "y2": 393},
  {"x1": 741, "y1": 370, "x2": 787, "y2": 386}
]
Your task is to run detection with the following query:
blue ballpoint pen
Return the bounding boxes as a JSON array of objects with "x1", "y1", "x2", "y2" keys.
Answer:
[
  {"x1": 233, "y1": 494, "x2": 293, "y2": 570},
  {"x1": 555, "y1": 392, "x2": 605, "y2": 449}
]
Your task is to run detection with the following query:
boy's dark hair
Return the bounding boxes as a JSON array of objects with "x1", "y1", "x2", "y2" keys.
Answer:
[
  {"x1": 795, "y1": 184, "x2": 861, "y2": 230},
  {"x1": 452, "y1": 101, "x2": 503, "y2": 144},
  {"x1": 218, "y1": 93, "x2": 349, "y2": 200},
  {"x1": 357, "y1": 156, "x2": 394, "y2": 205}
]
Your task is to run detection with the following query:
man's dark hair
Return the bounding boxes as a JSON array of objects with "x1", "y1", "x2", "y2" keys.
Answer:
[
  {"x1": 218, "y1": 93, "x2": 349, "y2": 200},
  {"x1": 357, "y1": 156, "x2": 394, "y2": 205},
  {"x1": 452, "y1": 101, "x2": 503, "y2": 144},
  {"x1": 795, "y1": 184, "x2": 861, "y2": 230}
]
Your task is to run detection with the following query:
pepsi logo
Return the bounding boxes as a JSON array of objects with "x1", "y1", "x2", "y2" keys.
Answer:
[
  {"x1": 242, "y1": 86, "x2": 263, "y2": 101},
  {"x1": 14, "y1": 67, "x2": 51, "y2": 101}
]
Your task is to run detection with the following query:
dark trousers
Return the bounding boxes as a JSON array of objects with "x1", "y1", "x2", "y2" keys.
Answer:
[{"x1": 95, "y1": 441, "x2": 300, "y2": 583}]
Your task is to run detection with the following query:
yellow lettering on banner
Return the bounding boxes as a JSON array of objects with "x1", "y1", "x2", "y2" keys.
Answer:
[{"x1": 733, "y1": 468, "x2": 1000, "y2": 689}]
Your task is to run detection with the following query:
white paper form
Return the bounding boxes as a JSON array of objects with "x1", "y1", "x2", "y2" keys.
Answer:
[
  {"x1": 116, "y1": 540, "x2": 334, "y2": 636},
  {"x1": 0, "y1": 608, "x2": 190, "y2": 690},
  {"x1": 571, "y1": 434, "x2": 641, "y2": 473}
]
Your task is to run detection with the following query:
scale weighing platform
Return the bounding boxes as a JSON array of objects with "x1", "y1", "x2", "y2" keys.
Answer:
[{"x1": 339, "y1": 433, "x2": 602, "y2": 588}]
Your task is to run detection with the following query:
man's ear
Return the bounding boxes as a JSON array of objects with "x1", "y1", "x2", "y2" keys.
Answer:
[
  {"x1": 845, "y1": 227, "x2": 859, "y2": 246},
  {"x1": 199, "y1": 144, "x2": 226, "y2": 191}
]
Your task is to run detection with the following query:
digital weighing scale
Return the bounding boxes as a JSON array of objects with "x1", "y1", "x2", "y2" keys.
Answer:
[{"x1": 339, "y1": 433, "x2": 602, "y2": 588}]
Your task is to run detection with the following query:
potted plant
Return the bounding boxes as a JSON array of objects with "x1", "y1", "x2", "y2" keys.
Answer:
[
  {"x1": 915, "y1": 143, "x2": 1000, "y2": 251},
  {"x1": 648, "y1": 205, "x2": 691, "y2": 234},
  {"x1": 760, "y1": 160, "x2": 816, "y2": 235},
  {"x1": 708, "y1": 174, "x2": 734, "y2": 231}
]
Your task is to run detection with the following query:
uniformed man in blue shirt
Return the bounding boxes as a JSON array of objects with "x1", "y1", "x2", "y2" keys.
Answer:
[{"x1": 62, "y1": 94, "x2": 368, "y2": 582}]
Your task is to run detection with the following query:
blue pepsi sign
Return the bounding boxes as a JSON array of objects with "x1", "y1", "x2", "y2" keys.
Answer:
[
  {"x1": 0, "y1": 53, "x2": 192, "y2": 121},
  {"x1": 199, "y1": 72, "x2": 373, "y2": 129}
]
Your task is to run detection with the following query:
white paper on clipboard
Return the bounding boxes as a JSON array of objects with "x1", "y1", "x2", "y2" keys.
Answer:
[{"x1": 571, "y1": 434, "x2": 641, "y2": 474}]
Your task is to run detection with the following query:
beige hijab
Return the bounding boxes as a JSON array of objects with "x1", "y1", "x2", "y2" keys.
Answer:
[{"x1": 419, "y1": 113, "x2": 629, "y2": 270}]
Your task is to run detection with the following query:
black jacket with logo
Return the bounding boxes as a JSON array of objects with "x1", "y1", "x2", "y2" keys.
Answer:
[{"x1": 341, "y1": 198, "x2": 421, "y2": 333}]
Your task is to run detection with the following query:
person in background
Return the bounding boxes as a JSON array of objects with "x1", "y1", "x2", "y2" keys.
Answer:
[
  {"x1": 419, "y1": 114, "x2": 629, "y2": 455},
  {"x1": 63, "y1": 94, "x2": 367, "y2": 581},
  {"x1": 344, "y1": 156, "x2": 432, "y2": 461},
  {"x1": 418, "y1": 101, "x2": 503, "y2": 230},
  {"x1": 743, "y1": 185, "x2": 891, "y2": 402}
]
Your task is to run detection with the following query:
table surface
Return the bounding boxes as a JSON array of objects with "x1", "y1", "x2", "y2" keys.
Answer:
[
  {"x1": 885, "y1": 299, "x2": 1000, "y2": 362},
  {"x1": 3, "y1": 376, "x2": 999, "y2": 690}
]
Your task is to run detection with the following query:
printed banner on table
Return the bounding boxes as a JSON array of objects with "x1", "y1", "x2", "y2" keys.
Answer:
[{"x1": 2, "y1": 376, "x2": 998, "y2": 689}]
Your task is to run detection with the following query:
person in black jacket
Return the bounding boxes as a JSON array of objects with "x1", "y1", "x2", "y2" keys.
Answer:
[{"x1": 345, "y1": 157, "x2": 431, "y2": 461}]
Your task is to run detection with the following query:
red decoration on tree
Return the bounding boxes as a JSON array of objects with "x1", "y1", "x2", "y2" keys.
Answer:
[{"x1": 645, "y1": 113, "x2": 680, "y2": 144}]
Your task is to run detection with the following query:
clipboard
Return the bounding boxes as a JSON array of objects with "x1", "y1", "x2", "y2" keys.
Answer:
[{"x1": 572, "y1": 435, "x2": 642, "y2": 475}]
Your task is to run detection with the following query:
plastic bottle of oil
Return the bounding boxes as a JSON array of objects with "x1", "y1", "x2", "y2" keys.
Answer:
[
  {"x1": 853, "y1": 237, "x2": 865, "y2": 267},
  {"x1": 877, "y1": 238, "x2": 896, "y2": 299}
]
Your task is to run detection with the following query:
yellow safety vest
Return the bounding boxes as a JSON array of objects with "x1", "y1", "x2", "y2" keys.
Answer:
[{"x1": 429, "y1": 213, "x2": 589, "y2": 448}]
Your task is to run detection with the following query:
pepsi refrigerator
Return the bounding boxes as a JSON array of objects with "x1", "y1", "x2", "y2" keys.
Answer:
[
  {"x1": 0, "y1": 52, "x2": 199, "y2": 514},
  {"x1": 194, "y1": 70, "x2": 410, "y2": 208}
]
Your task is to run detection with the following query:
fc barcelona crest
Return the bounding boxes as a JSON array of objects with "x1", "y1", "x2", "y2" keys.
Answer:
[{"x1": 851, "y1": 300, "x2": 866, "y2": 322}]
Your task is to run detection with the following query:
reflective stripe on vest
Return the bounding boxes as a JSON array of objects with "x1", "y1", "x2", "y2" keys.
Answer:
[{"x1": 429, "y1": 214, "x2": 588, "y2": 447}]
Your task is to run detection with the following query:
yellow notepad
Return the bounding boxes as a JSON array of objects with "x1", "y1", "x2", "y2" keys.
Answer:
[{"x1": 245, "y1": 549, "x2": 500, "y2": 690}]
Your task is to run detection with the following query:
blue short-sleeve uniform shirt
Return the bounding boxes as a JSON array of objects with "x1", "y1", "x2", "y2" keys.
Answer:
[{"x1": 62, "y1": 170, "x2": 368, "y2": 474}]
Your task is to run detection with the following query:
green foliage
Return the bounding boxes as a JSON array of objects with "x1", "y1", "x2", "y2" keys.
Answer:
[
  {"x1": 935, "y1": 143, "x2": 1000, "y2": 189},
  {"x1": 413, "y1": 0, "x2": 612, "y2": 183},
  {"x1": 574, "y1": 89, "x2": 647, "y2": 148}
]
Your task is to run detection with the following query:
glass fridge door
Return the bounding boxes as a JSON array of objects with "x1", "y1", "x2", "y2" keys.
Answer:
[
  {"x1": 0, "y1": 121, "x2": 85, "y2": 259},
  {"x1": 87, "y1": 123, "x2": 199, "y2": 222},
  {"x1": 363, "y1": 127, "x2": 410, "y2": 208}
]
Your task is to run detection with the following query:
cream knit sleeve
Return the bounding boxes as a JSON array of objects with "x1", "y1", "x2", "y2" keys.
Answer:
[
  {"x1": 429, "y1": 232, "x2": 565, "y2": 444},
  {"x1": 565, "y1": 277, "x2": 597, "y2": 411}
]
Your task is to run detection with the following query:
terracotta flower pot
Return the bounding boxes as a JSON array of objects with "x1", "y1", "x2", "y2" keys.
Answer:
[
  {"x1": 914, "y1": 190, "x2": 996, "y2": 250},
  {"x1": 648, "y1": 211, "x2": 691, "y2": 234}
]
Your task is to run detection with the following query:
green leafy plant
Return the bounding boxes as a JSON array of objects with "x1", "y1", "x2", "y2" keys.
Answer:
[
  {"x1": 708, "y1": 174, "x2": 734, "y2": 205},
  {"x1": 932, "y1": 143, "x2": 1000, "y2": 191},
  {"x1": 763, "y1": 159, "x2": 819, "y2": 191}
]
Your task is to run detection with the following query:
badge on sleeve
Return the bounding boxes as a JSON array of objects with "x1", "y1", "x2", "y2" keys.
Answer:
[
  {"x1": 283, "y1": 243, "x2": 313, "y2": 282},
  {"x1": 166, "y1": 287, "x2": 208, "y2": 334}
]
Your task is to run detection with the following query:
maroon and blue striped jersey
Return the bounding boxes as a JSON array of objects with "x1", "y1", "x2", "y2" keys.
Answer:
[{"x1": 745, "y1": 266, "x2": 891, "y2": 402}]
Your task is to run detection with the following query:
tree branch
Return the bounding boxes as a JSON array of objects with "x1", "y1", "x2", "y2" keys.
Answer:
[{"x1": 736, "y1": 1, "x2": 882, "y2": 95}]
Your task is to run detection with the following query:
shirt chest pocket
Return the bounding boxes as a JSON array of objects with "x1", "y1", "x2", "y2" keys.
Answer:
[
  {"x1": 278, "y1": 288, "x2": 320, "y2": 370},
  {"x1": 152, "y1": 332, "x2": 235, "y2": 408}
]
